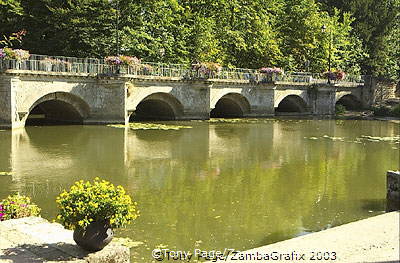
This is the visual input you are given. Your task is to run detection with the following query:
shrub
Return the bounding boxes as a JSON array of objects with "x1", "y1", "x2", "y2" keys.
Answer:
[
  {"x1": 373, "y1": 106, "x2": 391, "y2": 116},
  {"x1": 0, "y1": 193, "x2": 41, "y2": 221},
  {"x1": 390, "y1": 104, "x2": 400, "y2": 117},
  {"x1": 335, "y1": 104, "x2": 346, "y2": 115},
  {"x1": 56, "y1": 178, "x2": 139, "y2": 231}
]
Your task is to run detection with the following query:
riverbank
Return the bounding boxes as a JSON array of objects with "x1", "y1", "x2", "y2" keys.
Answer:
[
  {"x1": 0, "y1": 217, "x2": 129, "y2": 263},
  {"x1": 220, "y1": 212, "x2": 399, "y2": 263},
  {"x1": 335, "y1": 110, "x2": 400, "y2": 122}
]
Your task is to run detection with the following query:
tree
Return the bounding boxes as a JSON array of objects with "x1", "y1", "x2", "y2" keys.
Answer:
[
  {"x1": 0, "y1": 0, "x2": 23, "y2": 41},
  {"x1": 277, "y1": 0, "x2": 365, "y2": 74},
  {"x1": 122, "y1": 0, "x2": 189, "y2": 63},
  {"x1": 318, "y1": 0, "x2": 400, "y2": 78}
]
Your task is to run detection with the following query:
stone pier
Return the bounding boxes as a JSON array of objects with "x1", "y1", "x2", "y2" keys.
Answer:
[{"x1": 387, "y1": 170, "x2": 400, "y2": 212}]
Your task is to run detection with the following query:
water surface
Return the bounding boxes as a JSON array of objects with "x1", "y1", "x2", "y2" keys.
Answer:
[{"x1": 0, "y1": 120, "x2": 398, "y2": 261}]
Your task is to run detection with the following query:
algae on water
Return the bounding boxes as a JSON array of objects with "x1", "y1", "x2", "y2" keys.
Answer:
[
  {"x1": 360, "y1": 135, "x2": 400, "y2": 143},
  {"x1": 322, "y1": 135, "x2": 345, "y2": 141},
  {"x1": 207, "y1": 118, "x2": 309, "y2": 124},
  {"x1": 208, "y1": 118, "x2": 267, "y2": 123},
  {"x1": 113, "y1": 237, "x2": 144, "y2": 248},
  {"x1": 107, "y1": 123, "x2": 192, "y2": 130},
  {"x1": 305, "y1": 135, "x2": 400, "y2": 144}
]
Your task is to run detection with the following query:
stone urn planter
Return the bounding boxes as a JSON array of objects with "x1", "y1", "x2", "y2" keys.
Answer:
[
  {"x1": 73, "y1": 220, "x2": 114, "y2": 252},
  {"x1": 55, "y1": 178, "x2": 139, "y2": 253}
]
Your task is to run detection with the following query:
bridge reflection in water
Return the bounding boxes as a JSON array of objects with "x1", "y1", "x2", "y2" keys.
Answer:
[{"x1": 0, "y1": 120, "x2": 398, "y2": 262}]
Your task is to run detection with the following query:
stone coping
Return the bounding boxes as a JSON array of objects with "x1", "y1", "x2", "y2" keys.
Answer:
[
  {"x1": 217, "y1": 212, "x2": 399, "y2": 263},
  {"x1": 0, "y1": 70, "x2": 362, "y2": 88}
]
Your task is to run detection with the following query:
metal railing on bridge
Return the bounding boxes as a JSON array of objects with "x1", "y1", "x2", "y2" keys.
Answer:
[{"x1": 0, "y1": 54, "x2": 365, "y2": 85}]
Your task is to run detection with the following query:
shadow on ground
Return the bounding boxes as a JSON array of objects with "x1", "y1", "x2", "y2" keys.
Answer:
[{"x1": 0, "y1": 242, "x2": 89, "y2": 262}]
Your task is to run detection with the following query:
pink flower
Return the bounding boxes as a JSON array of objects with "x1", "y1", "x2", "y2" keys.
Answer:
[{"x1": 259, "y1": 67, "x2": 283, "y2": 74}]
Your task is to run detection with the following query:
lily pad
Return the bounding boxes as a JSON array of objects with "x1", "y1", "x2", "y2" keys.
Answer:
[
  {"x1": 208, "y1": 118, "x2": 277, "y2": 124},
  {"x1": 359, "y1": 135, "x2": 400, "y2": 143},
  {"x1": 107, "y1": 123, "x2": 192, "y2": 130},
  {"x1": 322, "y1": 135, "x2": 345, "y2": 141}
]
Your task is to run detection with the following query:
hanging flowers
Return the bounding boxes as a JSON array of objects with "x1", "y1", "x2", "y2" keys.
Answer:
[
  {"x1": 324, "y1": 70, "x2": 346, "y2": 81},
  {"x1": 105, "y1": 56, "x2": 122, "y2": 65},
  {"x1": 259, "y1": 67, "x2": 283, "y2": 75},
  {"x1": 105, "y1": 55, "x2": 141, "y2": 66},
  {"x1": 192, "y1": 62, "x2": 222, "y2": 75},
  {"x1": 0, "y1": 48, "x2": 30, "y2": 60}
]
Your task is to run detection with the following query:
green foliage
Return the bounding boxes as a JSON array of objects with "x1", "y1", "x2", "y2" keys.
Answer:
[
  {"x1": 390, "y1": 104, "x2": 400, "y2": 117},
  {"x1": 0, "y1": 30, "x2": 26, "y2": 48},
  {"x1": 56, "y1": 178, "x2": 139, "y2": 231},
  {"x1": 335, "y1": 104, "x2": 346, "y2": 115},
  {"x1": 318, "y1": 0, "x2": 400, "y2": 79},
  {"x1": 373, "y1": 104, "x2": 400, "y2": 117},
  {"x1": 0, "y1": 193, "x2": 41, "y2": 221},
  {"x1": 0, "y1": 0, "x2": 23, "y2": 37},
  {"x1": 0, "y1": 0, "x2": 397, "y2": 78},
  {"x1": 372, "y1": 105, "x2": 392, "y2": 116}
]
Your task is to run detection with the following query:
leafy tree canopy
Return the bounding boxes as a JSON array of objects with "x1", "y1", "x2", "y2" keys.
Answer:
[{"x1": 0, "y1": 0, "x2": 397, "y2": 79}]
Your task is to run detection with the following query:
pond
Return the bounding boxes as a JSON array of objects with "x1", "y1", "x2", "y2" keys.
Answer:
[{"x1": 0, "y1": 119, "x2": 398, "y2": 262}]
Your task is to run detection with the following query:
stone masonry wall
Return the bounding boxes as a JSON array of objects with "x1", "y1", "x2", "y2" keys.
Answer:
[{"x1": 373, "y1": 80, "x2": 398, "y2": 103}]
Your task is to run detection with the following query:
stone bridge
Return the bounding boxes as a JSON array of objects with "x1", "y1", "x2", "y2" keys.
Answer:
[{"x1": 0, "y1": 70, "x2": 370, "y2": 129}]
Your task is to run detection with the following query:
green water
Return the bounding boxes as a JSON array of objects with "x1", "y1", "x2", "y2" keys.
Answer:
[{"x1": 0, "y1": 120, "x2": 398, "y2": 262}]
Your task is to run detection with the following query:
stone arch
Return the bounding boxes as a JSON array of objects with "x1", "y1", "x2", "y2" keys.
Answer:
[
  {"x1": 335, "y1": 94, "x2": 362, "y2": 110},
  {"x1": 275, "y1": 95, "x2": 308, "y2": 113},
  {"x1": 210, "y1": 93, "x2": 251, "y2": 118},
  {"x1": 130, "y1": 92, "x2": 184, "y2": 121},
  {"x1": 25, "y1": 92, "x2": 90, "y2": 125}
]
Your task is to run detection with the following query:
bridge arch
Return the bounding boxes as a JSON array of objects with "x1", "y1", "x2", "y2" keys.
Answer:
[
  {"x1": 275, "y1": 95, "x2": 308, "y2": 113},
  {"x1": 210, "y1": 93, "x2": 251, "y2": 118},
  {"x1": 130, "y1": 92, "x2": 184, "y2": 121},
  {"x1": 26, "y1": 92, "x2": 90, "y2": 125},
  {"x1": 335, "y1": 94, "x2": 362, "y2": 110}
]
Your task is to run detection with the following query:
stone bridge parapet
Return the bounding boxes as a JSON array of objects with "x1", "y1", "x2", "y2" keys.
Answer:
[{"x1": 0, "y1": 71, "x2": 368, "y2": 129}]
